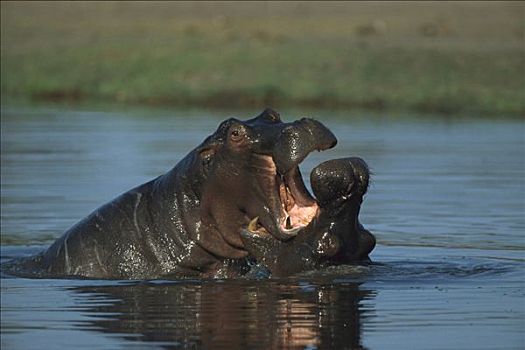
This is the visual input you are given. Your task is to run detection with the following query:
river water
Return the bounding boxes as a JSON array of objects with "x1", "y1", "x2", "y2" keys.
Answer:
[{"x1": 1, "y1": 106, "x2": 524, "y2": 349}]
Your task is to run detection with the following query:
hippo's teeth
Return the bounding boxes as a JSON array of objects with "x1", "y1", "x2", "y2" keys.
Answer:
[
  {"x1": 248, "y1": 216, "x2": 259, "y2": 232},
  {"x1": 285, "y1": 216, "x2": 292, "y2": 229}
]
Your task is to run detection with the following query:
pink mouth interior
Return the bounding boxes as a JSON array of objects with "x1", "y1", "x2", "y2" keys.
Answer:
[
  {"x1": 278, "y1": 181, "x2": 318, "y2": 230},
  {"x1": 249, "y1": 154, "x2": 319, "y2": 235}
]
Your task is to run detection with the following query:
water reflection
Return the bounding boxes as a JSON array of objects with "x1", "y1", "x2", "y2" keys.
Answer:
[{"x1": 70, "y1": 280, "x2": 375, "y2": 349}]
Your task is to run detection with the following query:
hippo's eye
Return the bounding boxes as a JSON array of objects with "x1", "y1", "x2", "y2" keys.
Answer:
[{"x1": 230, "y1": 128, "x2": 245, "y2": 143}]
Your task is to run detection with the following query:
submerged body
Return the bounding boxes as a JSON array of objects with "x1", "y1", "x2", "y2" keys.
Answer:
[{"x1": 5, "y1": 109, "x2": 375, "y2": 279}]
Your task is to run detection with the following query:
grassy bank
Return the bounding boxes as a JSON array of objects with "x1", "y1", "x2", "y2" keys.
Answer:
[{"x1": 1, "y1": 2, "x2": 524, "y2": 116}]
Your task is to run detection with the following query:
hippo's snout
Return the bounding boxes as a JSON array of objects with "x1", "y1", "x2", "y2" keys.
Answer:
[
  {"x1": 310, "y1": 157, "x2": 370, "y2": 208},
  {"x1": 309, "y1": 157, "x2": 375, "y2": 264},
  {"x1": 273, "y1": 118, "x2": 337, "y2": 175}
]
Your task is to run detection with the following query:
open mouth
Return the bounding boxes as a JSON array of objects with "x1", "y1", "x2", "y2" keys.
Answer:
[
  {"x1": 246, "y1": 155, "x2": 320, "y2": 240},
  {"x1": 245, "y1": 154, "x2": 372, "y2": 241},
  {"x1": 278, "y1": 167, "x2": 319, "y2": 231}
]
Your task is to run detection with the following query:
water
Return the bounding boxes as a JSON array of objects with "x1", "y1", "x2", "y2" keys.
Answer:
[{"x1": 1, "y1": 106, "x2": 524, "y2": 349}]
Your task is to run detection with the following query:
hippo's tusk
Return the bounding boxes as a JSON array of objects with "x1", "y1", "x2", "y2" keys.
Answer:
[
  {"x1": 248, "y1": 217, "x2": 259, "y2": 232},
  {"x1": 285, "y1": 216, "x2": 292, "y2": 229}
]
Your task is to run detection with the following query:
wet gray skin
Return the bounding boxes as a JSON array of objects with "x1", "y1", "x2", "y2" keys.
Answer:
[
  {"x1": 240, "y1": 157, "x2": 376, "y2": 277},
  {"x1": 5, "y1": 108, "x2": 345, "y2": 279}
]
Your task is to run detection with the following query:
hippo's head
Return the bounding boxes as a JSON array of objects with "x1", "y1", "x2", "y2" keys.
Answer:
[
  {"x1": 196, "y1": 108, "x2": 335, "y2": 241},
  {"x1": 191, "y1": 108, "x2": 375, "y2": 273}
]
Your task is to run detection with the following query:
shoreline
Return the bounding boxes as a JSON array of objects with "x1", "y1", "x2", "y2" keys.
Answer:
[{"x1": 4, "y1": 92, "x2": 524, "y2": 118}]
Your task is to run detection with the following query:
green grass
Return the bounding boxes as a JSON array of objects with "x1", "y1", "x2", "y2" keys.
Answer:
[{"x1": 1, "y1": 2, "x2": 524, "y2": 116}]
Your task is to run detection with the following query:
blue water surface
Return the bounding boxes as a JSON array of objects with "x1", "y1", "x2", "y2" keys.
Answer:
[{"x1": 1, "y1": 106, "x2": 524, "y2": 349}]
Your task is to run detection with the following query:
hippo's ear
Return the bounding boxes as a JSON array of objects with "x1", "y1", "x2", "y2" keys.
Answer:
[
  {"x1": 197, "y1": 136, "x2": 223, "y2": 171},
  {"x1": 198, "y1": 146, "x2": 216, "y2": 161},
  {"x1": 197, "y1": 145, "x2": 217, "y2": 170}
]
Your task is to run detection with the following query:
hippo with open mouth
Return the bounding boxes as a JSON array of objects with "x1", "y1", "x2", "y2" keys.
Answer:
[{"x1": 4, "y1": 108, "x2": 375, "y2": 279}]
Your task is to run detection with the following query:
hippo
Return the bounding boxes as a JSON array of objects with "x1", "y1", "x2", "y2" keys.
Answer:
[
  {"x1": 4, "y1": 108, "x2": 375, "y2": 279},
  {"x1": 241, "y1": 157, "x2": 375, "y2": 277}
]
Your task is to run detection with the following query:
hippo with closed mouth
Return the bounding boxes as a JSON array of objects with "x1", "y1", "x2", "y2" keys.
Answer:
[{"x1": 4, "y1": 108, "x2": 375, "y2": 279}]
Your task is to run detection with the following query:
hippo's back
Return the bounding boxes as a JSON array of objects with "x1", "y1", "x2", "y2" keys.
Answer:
[{"x1": 4, "y1": 181, "x2": 163, "y2": 279}]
